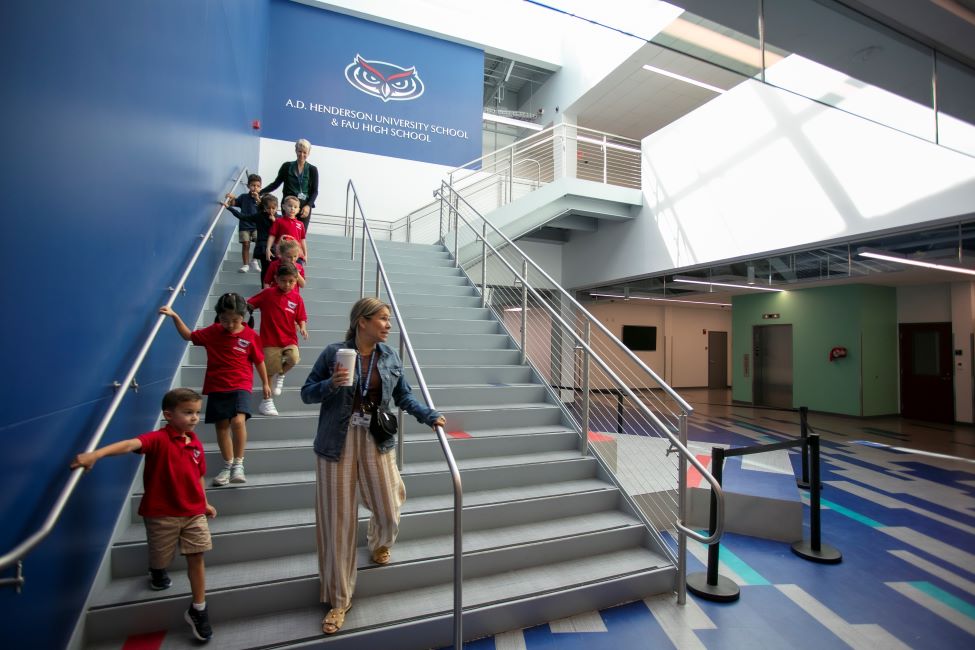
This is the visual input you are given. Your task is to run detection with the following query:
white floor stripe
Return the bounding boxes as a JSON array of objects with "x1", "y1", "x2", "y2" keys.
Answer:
[
  {"x1": 776, "y1": 584, "x2": 912, "y2": 650},
  {"x1": 830, "y1": 480, "x2": 975, "y2": 535},
  {"x1": 644, "y1": 593, "x2": 713, "y2": 650},
  {"x1": 881, "y1": 527, "x2": 975, "y2": 573},
  {"x1": 549, "y1": 610, "x2": 607, "y2": 633},
  {"x1": 493, "y1": 629, "x2": 528, "y2": 650},
  {"x1": 888, "y1": 550, "x2": 975, "y2": 596},
  {"x1": 887, "y1": 581, "x2": 975, "y2": 635}
]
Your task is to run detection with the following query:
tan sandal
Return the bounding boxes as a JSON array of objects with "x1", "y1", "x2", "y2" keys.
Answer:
[
  {"x1": 322, "y1": 604, "x2": 351, "y2": 635},
  {"x1": 371, "y1": 546, "x2": 391, "y2": 565}
]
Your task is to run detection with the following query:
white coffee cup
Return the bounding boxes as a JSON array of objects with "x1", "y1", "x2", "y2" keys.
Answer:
[{"x1": 335, "y1": 348, "x2": 357, "y2": 386}]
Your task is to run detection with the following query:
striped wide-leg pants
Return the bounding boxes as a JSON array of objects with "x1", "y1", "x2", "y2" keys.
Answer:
[{"x1": 314, "y1": 423, "x2": 406, "y2": 609}]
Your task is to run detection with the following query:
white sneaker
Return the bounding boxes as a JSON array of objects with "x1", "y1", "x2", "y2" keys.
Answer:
[
  {"x1": 212, "y1": 466, "x2": 232, "y2": 486},
  {"x1": 238, "y1": 264, "x2": 249, "y2": 273},
  {"x1": 258, "y1": 398, "x2": 279, "y2": 416},
  {"x1": 251, "y1": 259, "x2": 261, "y2": 271},
  {"x1": 230, "y1": 463, "x2": 246, "y2": 483},
  {"x1": 272, "y1": 373, "x2": 286, "y2": 396}
]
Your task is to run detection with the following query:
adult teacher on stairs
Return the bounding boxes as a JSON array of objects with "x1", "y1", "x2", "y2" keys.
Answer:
[{"x1": 261, "y1": 138, "x2": 318, "y2": 230}]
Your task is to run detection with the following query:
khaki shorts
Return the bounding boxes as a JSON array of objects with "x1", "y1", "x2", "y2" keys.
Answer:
[
  {"x1": 144, "y1": 515, "x2": 212, "y2": 568},
  {"x1": 264, "y1": 345, "x2": 300, "y2": 376},
  {"x1": 239, "y1": 229, "x2": 257, "y2": 244}
]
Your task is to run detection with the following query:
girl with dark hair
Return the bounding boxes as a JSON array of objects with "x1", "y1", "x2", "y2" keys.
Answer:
[
  {"x1": 301, "y1": 297, "x2": 446, "y2": 635},
  {"x1": 160, "y1": 293, "x2": 271, "y2": 486}
]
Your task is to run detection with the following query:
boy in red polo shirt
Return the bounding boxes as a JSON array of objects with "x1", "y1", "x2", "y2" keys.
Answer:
[
  {"x1": 71, "y1": 388, "x2": 217, "y2": 642},
  {"x1": 248, "y1": 262, "x2": 308, "y2": 410},
  {"x1": 266, "y1": 195, "x2": 307, "y2": 262}
]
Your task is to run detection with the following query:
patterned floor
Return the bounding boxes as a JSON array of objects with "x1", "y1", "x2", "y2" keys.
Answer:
[{"x1": 449, "y1": 391, "x2": 975, "y2": 649}]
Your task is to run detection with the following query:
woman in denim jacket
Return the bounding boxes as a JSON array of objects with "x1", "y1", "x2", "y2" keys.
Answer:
[{"x1": 301, "y1": 297, "x2": 444, "y2": 635}]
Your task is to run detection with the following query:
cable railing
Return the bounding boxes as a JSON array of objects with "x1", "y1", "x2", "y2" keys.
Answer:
[
  {"x1": 437, "y1": 181, "x2": 724, "y2": 604},
  {"x1": 388, "y1": 123, "x2": 641, "y2": 245},
  {"x1": 0, "y1": 167, "x2": 251, "y2": 592},
  {"x1": 346, "y1": 180, "x2": 464, "y2": 648}
]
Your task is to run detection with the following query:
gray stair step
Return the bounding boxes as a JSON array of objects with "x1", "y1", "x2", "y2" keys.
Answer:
[
  {"x1": 85, "y1": 527, "x2": 670, "y2": 647},
  {"x1": 185, "y1": 344, "x2": 524, "y2": 368},
  {"x1": 107, "y1": 488, "x2": 630, "y2": 580},
  {"x1": 209, "y1": 282, "x2": 478, "y2": 303}
]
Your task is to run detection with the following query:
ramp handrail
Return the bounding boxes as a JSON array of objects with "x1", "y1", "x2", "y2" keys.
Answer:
[
  {"x1": 0, "y1": 167, "x2": 251, "y2": 591},
  {"x1": 438, "y1": 180, "x2": 724, "y2": 604},
  {"x1": 346, "y1": 180, "x2": 464, "y2": 648}
]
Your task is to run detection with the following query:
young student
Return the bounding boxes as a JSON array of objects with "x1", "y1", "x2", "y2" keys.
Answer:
[
  {"x1": 224, "y1": 173, "x2": 262, "y2": 273},
  {"x1": 263, "y1": 236, "x2": 306, "y2": 290},
  {"x1": 266, "y1": 195, "x2": 307, "y2": 264},
  {"x1": 70, "y1": 388, "x2": 217, "y2": 642},
  {"x1": 254, "y1": 195, "x2": 278, "y2": 287},
  {"x1": 248, "y1": 262, "x2": 309, "y2": 409},
  {"x1": 160, "y1": 294, "x2": 270, "y2": 485}
]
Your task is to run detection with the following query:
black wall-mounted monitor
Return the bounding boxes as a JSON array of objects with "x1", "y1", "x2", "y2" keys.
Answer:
[{"x1": 621, "y1": 325, "x2": 657, "y2": 351}]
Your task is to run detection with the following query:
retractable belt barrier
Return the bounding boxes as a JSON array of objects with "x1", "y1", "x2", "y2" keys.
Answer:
[{"x1": 686, "y1": 409, "x2": 842, "y2": 603}]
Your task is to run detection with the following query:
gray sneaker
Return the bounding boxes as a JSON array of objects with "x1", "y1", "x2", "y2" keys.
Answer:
[
  {"x1": 185, "y1": 605, "x2": 213, "y2": 642},
  {"x1": 230, "y1": 463, "x2": 246, "y2": 484},
  {"x1": 212, "y1": 466, "x2": 232, "y2": 486}
]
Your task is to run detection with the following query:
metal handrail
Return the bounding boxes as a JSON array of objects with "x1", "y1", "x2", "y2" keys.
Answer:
[
  {"x1": 0, "y1": 167, "x2": 250, "y2": 591},
  {"x1": 346, "y1": 180, "x2": 464, "y2": 648}
]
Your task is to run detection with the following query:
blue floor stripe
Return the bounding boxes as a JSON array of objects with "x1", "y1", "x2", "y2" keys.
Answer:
[{"x1": 718, "y1": 545, "x2": 771, "y2": 585}]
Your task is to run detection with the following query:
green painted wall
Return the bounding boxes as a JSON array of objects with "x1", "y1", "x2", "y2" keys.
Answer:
[{"x1": 732, "y1": 284, "x2": 897, "y2": 416}]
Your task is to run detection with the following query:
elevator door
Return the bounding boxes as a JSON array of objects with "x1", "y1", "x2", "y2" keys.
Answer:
[{"x1": 753, "y1": 324, "x2": 793, "y2": 408}]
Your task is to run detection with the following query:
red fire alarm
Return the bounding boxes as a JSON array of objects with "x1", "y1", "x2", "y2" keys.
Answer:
[
  {"x1": 828, "y1": 346, "x2": 847, "y2": 362},
  {"x1": 251, "y1": 119, "x2": 261, "y2": 130}
]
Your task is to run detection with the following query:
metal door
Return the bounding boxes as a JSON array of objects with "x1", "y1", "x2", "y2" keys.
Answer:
[
  {"x1": 899, "y1": 322, "x2": 953, "y2": 422},
  {"x1": 708, "y1": 331, "x2": 728, "y2": 389},
  {"x1": 753, "y1": 324, "x2": 793, "y2": 408}
]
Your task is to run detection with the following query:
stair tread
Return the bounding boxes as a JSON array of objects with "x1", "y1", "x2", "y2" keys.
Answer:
[
  {"x1": 87, "y1": 547, "x2": 670, "y2": 650},
  {"x1": 92, "y1": 511, "x2": 643, "y2": 607},
  {"x1": 117, "y1": 478, "x2": 615, "y2": 543}
]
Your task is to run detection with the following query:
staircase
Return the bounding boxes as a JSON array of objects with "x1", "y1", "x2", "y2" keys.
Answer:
[{"x1": 81, "y1": 233, "x2": 675, "y2": 649}]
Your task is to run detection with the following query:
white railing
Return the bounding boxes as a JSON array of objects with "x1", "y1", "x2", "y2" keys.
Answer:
[
  {"x1": 437, "y1": 181, "x2": 723, "y2": 604},
  {"x1": 389, "y1": 123, "x2": 641, "y2": 245}
]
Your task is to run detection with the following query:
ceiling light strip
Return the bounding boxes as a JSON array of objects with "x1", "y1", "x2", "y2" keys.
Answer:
[
  {"x1": 672, "y1": 277, "x2": 784, "y2": 292},
  {"x1": 857, "y1": 248, "x2": 975, "y2": 276},
  {"x1": 642, "y1": 64, "x2": 726, "y2": 94}
]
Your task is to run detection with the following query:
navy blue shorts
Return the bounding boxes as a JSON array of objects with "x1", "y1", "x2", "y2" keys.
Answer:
[{"x1": 204, "y1": 390, "x2": 252, "y2": 423}]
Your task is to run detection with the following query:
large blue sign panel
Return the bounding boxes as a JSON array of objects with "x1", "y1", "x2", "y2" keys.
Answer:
[{"x1": 264, "y1": 1, "x2": 483, "y2": 166}]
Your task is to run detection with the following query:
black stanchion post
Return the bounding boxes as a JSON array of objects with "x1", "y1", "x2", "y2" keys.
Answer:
[
  {"x1": 616, "y1": 392, "x2": 624, "y2": 434},
  {"x1": 686, "y1": 447, "x2": 740, "y2": 602},
  {"x1": 791, "y1": 434, "x2": 842, "y2": 563},
  {"x1": 797, "y1": 406, "x2": 810, "y2": 489}
]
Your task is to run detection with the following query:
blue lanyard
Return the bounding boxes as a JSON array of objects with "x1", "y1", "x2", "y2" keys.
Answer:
[{"x1": 357, "y1": 352, "x2": 377, "y2": 410}]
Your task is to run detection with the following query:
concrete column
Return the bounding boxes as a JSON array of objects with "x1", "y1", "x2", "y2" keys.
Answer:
[
  {"x1": 950, "y1": 281, "x2": 975, "y2": 423},
  {"x1": 552, "y1": 115, "x2": 577, "y2": 181}
]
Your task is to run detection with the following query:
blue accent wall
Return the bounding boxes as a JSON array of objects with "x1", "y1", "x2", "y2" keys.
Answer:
[{"x1": 0, "y1": 1, "x2": 267, "y2": 646}]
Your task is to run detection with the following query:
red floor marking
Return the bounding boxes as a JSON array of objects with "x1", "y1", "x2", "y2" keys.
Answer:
[
  {"x1": 588, "y1": 431, "x2": 614, "y2": 442},
  {"x1": 122, "y1": 630, "x2": 166, "y2": 650},
  {"x1": 447, "y1": 430, "x2": 472, "y2": 439},
  {"x1": 686, "y1": 454, "x2": 711, "y2": 489}
]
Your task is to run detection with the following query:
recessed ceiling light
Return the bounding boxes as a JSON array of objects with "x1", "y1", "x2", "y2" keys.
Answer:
[{"x1": 857, "y1": 248, "x2": 975, "y2": 276}]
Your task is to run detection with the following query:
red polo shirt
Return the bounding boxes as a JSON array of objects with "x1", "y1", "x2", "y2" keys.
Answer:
[
  {"x1": 248, "y1": 287, "x2": 307, "y2": 348},
  {"x1": 268, "y1": 216, "x2": 306, "y2": 243},
  {"x1": 263, "y1": 258, "x2": 305, "y2": 289},
  {"x1": 190, "y1": 323, "x2": 264, "y2": 393},
  {"x1": 136, "y1": 425, "x2": 207, "y2": 517}
]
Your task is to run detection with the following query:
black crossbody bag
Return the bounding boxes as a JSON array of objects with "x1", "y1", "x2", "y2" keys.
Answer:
[{"x1": 366, "y1": 400, "x2": 397, "y2": 444}]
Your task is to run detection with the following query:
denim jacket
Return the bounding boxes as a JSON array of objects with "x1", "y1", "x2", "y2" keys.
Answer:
[{"x1": 301, "y1": 339, "x2": 442, "y2": 460}]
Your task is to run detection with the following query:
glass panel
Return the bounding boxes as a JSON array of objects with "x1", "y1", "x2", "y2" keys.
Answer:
[
  {"x1": 763, "y1": 0, "x2": 934, "y2": 141},
  {"x1": 912, "y1": 331, "x2": 940, "y2": 376},
  {"x1": 937, "y1": 54, "x2": 975, "y2": 157},
  {"x1": 652, "y1": 4, "x2": 762, "y2": 79}
]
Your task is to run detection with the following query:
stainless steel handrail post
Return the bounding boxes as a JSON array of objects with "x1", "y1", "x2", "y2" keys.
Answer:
[
  {"x1": 508, "y1": 148, "x2": 514, "y2": 205},
  {"x1": 602, "y1": 135, "x2": 608, "y2": 184},
  {"x1": 581, "y1": 321, "x2": 591, "y2": 456},
  {"x1": 453, "y1": 193, "x2": 460, "y2": 268},
  {"x1": 359, "y1": 217, "x2": 367, "y2": 299},
  {"x1": 677, "y1": 412, "x2": 689, "y2": 605},
  {"x1": 406, "y1": 214, "x2": 412, "y2": 243},
  {"x1": 397, "y1": 333, "x2": 405, "y2": 470},
  {"x1": 520, "y1": 258, "x2": 528, "y2": 365},
  {"x1": 0, "y1": 167, "x2": 249, "y2": 583},
  {"x1": 480, "y1": 223, "x2": 487, "y2": 308}
]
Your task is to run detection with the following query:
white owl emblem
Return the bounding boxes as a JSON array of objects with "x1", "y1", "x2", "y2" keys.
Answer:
[{"x1": 345, "y1": 54, "x2": 425, "y2": 102}]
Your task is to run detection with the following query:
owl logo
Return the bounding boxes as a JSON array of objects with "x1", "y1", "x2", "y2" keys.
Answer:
[{"x1": 345, "y1": 54, "x2": 425, "y2": 103}]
